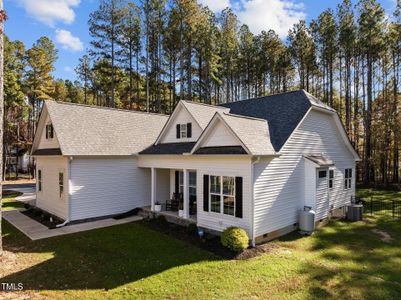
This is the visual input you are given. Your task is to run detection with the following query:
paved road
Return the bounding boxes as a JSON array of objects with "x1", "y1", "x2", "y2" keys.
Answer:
[{"x1": 3, "y1": 183, "x2": 36, "y2": 203}]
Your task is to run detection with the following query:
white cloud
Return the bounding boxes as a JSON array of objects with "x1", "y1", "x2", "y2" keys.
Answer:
[
  {"x1": 235, "y1": 0, "x2": 306, "y2": 38},
  {"x1": 55, "y1": 29, "x2": 84, "y2": 52},
  {"x1": 16, "y1": 0, "x2": 80, "y2": 26},
  {"x1": 198, "y1": 0, "x2": 231, "y2": 12}
]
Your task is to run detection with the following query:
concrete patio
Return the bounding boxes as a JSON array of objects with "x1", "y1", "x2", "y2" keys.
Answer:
[{"x1": 2, "y1": 210, "x2": 142, "y2": 241}]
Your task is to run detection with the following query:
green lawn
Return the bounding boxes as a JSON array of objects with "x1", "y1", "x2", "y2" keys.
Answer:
[
  {"x1": 1, "y1": 190, "x2": 24, "y2": 211},
  {"x1": 356, "y1": 188, "x2": 401, "y2": 201},
  {"x1": 1, "y1": 190, "x2": 401, "y2": 299}
]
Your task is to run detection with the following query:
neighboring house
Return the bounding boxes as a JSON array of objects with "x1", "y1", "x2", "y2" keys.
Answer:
[{"x1": 31, "y1": 90, "x2": 360, "y2": 244}]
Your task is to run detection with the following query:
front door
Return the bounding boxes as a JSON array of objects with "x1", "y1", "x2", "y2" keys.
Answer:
[{"x1": 316, "y1": 168, "x2": 329, "y2": 221}]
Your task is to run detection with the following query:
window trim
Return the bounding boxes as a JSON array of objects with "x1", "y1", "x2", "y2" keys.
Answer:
[
  {"x1": 180, "y1": 123, "x2": 187, "y2": 138},
  {"x1": 329, "y1": 169, "x2": 334, "y2": 189},
  {"x1": 209, "y1": 175, "x2": 236, "y2": 216},
  {"x1": 344, "y1": 168, "x2": 352, "y2": 190}
]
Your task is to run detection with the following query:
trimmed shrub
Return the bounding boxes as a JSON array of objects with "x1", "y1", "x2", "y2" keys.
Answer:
[
  {"x1": 221, "y1": 227, "x2": 249, "y2": 252},
  {"x1": 187, "y1": 223, "x2": 198, "y2": 235},
  {"x1": 156, "y1": 215, "x2": 166, "y2": 223}
]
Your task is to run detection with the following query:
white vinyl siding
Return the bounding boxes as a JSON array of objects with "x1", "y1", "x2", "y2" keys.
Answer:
[
  {"x1": 201, "y1": 119, "x2": 241, "y2": 148},
  {"x1": 253, "y1": 109, "x2": 356, "y2": 237},
  {"x1": 70, "y1": 157, "x2": 150, "y2": 221},
  {"x1": 35, "y1": 156, "x2": 69, "y2": 220},
  {"x1": 37, "y1": 113, "x2": 60, "y2": 149},
  {"x1": 159, "y1": 106, "x2": 202, "y2": 143}
]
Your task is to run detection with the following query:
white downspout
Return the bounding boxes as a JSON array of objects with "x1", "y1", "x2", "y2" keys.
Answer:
[{"x1": 57, "y1": 156, "x2": 72, "y2": 228}]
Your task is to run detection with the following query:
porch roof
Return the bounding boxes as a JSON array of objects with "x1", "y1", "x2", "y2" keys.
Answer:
[
  {"x1": 304, "y1": 155, "x2": 334, "y2": 167},
  {"x1": 139, "y1": 142, "x2": 196, "y2": 155}
]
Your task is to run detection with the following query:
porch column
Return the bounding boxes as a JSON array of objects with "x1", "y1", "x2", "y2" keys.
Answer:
[
  {"x1": 183, "y1": 169, "x2": 189, "y2": 219},
  {"x1": 151, "y1": 167, "x2": 156, "y2": 211}
]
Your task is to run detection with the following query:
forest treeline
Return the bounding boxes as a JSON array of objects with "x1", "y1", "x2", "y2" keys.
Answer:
[{"x1": 3, "y1": 0, "x2": 401, "y2": 185}]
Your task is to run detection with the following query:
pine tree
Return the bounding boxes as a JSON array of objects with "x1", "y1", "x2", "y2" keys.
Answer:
[
  {"x1": 75, "y1": 54, "x2": 92, "y2": 104},
  {"x1": 357, "y1": 0, "x2": 386, "y2": 184},
  {"x1": 0, "y1": 0, "x2": 5, "y2": 254},
  {"x1": 118, "y1": 2, "x2": 141, "y2": 110},
  {"x1": 337, "y1": 0, "x2": 356, "y2": 135},
  {"x1": 89, "y1": 0, "x2": 126, "y2": 108}
]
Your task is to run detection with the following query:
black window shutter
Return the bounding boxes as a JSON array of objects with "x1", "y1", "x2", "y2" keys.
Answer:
[
  {"x1": 45, "y1": 125, "x2": 48, "y2": 139},
  {"x1": 235, "y1": 177, "x2": 243, "y2": 218},
  {"x1": 50, "y1": 125, "x2": 54, "y2": 138},
  {"x1": 175, "y1": 171, "x2": 179, "y2": 194},
  {"x1": 187, "y1": 123, "x2": 192, "y2": 138},
  {"x1": 176, "y1": 124, "x2": 180, "y2": 139},
  {"x1": 203, "y1": 174, "x2": 209, "y2": 212}
]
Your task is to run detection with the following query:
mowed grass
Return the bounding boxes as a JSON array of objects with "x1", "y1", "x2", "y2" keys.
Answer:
[
  {"x1": 1, "y1": 190, "x2": 24, "y2": 211},
  {"x1": 356, "y1": 188, "x2": 401, "y2": 201},
  {"x1": 1, "y1": 190, "x2": 401, "y2": 300}
]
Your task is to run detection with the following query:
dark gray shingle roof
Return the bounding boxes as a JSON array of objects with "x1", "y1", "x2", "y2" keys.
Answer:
[
  {"x1": 194, "y1": 146, "x2": 247, "y2": 155},
  {"x1": 139, "y1": 142, "x2": 197, "y2": 155},
  {"x1": 220, "y1": 90, "x2": 332, "y2": 151}
]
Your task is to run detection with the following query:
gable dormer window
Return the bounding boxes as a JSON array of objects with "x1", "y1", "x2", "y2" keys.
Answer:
[
  {"x1": 181, "y1": 124, "x2": 187, "y2": 138},
  {"x1": 176, "y1": 123, "x2": 192, "y2": 139},
  {"x1": 46, "y1": 124, "x2": 54, "y2": 139}
]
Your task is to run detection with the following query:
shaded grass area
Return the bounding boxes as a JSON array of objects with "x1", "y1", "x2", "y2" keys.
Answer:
[
  {"x1": 1, "y1": 190, "x2": 24, "y2": 211},
  {"x1": 356, "y1": 188, "x2": 401, "y2": 201},
  {"x1": 1, "y1": 189, "x2": 400, "y2": 299}
]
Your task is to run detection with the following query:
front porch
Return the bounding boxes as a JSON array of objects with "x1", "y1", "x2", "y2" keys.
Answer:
[{"x1": 149, "y1": 167, "x2": 198, "y2": 222}]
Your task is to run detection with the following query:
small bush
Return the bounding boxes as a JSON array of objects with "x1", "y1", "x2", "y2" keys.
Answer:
[
  {"x1": 187, "y1": 223, "x2": 198, "y2": 235},
  {"x1": 24, "y1": 203, "x2": 31, "y2": 210},
  {"x1": 156, "y1": 215, "x2": 166, "y2": 223},
  {"x1": 221, "y1": 227, "x2": 249, "y2": 252}
]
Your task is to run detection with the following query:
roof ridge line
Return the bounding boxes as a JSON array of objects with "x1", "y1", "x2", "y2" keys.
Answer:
[
  {"x1": 221, "y1": 112, "x2": 266, "y2": 122},
  {"x1": 48, "y1": 100, "x2": 169, "y2": 117},
  {"x1": 181, "y1": 100, "x2": 229, "y2": 109},
  {"x1": 218, "y1": 89, "x2": 303, "y2": 105}
]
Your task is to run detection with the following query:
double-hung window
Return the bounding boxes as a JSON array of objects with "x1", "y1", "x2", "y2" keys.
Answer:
[
  {"x1": 180, "y1": 124, "x2": 187, "y2": 138},
  {"x1": 223, "y1": 177, "x2": 235, "y2": 215},
  {"x1": 209, "y1": 175, "x2": 235, "y2": 216},
  {"x1": 344, "y1": 168, "x2": 352, "y2": 189},
  {"x1": 59, "y1": 172, "x2": 64, "y2": 197},
  {"x1": 210, "y1": 176, "x2": 221, "y2": 213}
]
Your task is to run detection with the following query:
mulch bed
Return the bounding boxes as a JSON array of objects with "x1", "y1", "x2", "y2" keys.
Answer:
[
  {"x1": 21, "y1": 208, "x2": 64, "y2": 229},
  {"x1": 140, "y1": 216, "x2": 276, "y2": 260}
]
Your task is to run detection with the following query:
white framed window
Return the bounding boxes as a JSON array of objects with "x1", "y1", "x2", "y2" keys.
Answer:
[
  {"x1": 59, "y1": 172, "x2": 64, "y2": 197},
  {"x1": 223, "y1": 176, "x2": 235, "y2": 216},
  {"x1": 209, "y1": 175, "x2": 235, "y2": 216},
  {"x1": 180, "y1": 123, "x2": 187, "y2": 138},
  {"x1": 189, "y1": 172, "x2": 196, "y2": 197},
  {"x1": 329, "y1": 170, "x2": 334, "y2": 189},
  {"x1": 210, "y1": 175, "x2": 221, "y2": 213},
  {"x1": 344, "y1": 168, "x2": 352, "y2": 189},
  {"x1": 178, "y1": 171, "x2": 196, "y2": 196},
  {"x1": 38, "y1": 169, "x2": 42, "y2": 191}
]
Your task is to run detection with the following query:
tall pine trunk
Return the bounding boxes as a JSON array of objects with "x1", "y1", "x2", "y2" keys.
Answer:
[
  {"x1": 364, "y1": 52, "x2": 373, "y2": 184},
  {"x1": 0, "y1": 0, "x2": 4, "y2": 254}
]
